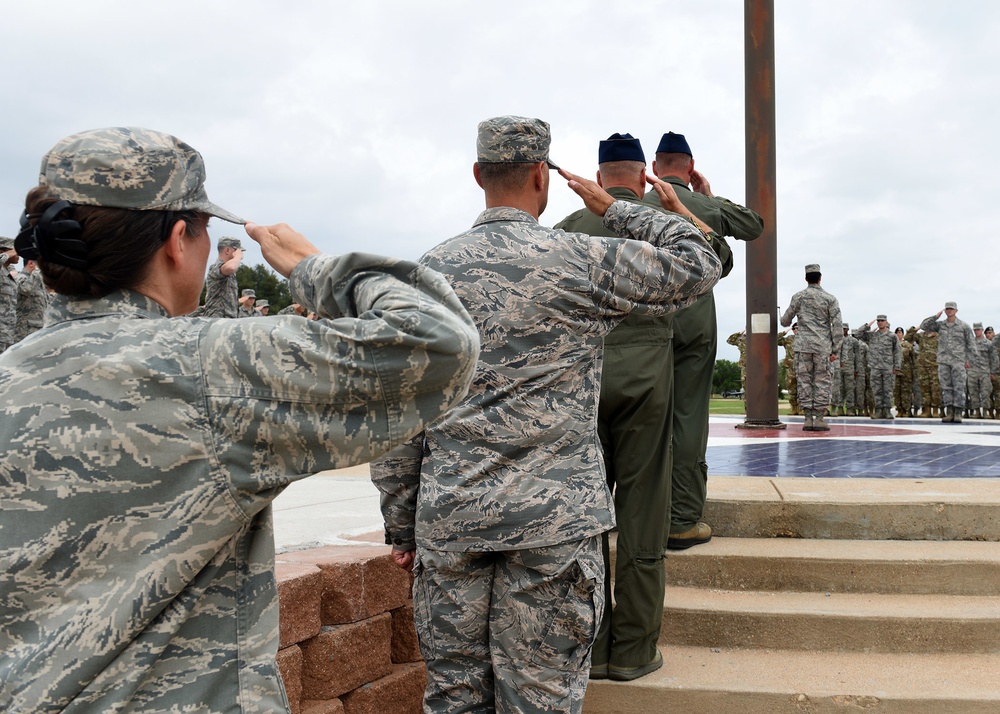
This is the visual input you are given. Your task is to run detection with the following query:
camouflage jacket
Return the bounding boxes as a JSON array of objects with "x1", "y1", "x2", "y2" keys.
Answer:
[
  {"x1": 971, "y1": 335, "x2": 999, "y2": 374},
  {"x1": 837, "y1": 334, "x2": 860, "y2": 374},
  {"x1": 853, "y1": 327, "x2": 901, "y2": 372},
  {"x1": 919, "y1": 315, "x2": 976, "y2": 367},
  {"x1": 779, "y1": 284, "x2": 843, "y2": 356},
  {"x1": 0, "y1": 253, "x2": 479, "y2": 713},
  {"x1": 14, "y1": 268, "x2": 49, "y2": 342},
  {"x1": 370, "y1": 201, "x2": 721, "y2": 552},
  {"x1": 0, "y1": 259, "x2": 16, "y2": 349},
  {"x1": 202, "y1": 258, "x2": 239, "y2": 317}
]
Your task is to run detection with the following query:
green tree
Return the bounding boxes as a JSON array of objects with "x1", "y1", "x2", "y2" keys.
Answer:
[
  {"x1": 712, "y1": 359, "x2": 741, "y2": 394},
  {"x1": 236, "y1": 263, "x2": 292, "y2": 313}
]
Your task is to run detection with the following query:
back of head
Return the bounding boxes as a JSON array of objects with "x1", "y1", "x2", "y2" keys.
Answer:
[
  {"x1": 804, "y1": 263, "x2": 821, "y2": 285},
  {"x1": 597, "y1": 133, "x2": 646, "y2": 195},
  {"x1": 475, "y1": 116, "x2": 558, "y2": 195},
  {"x1": 16, "y1": 127, "x2": 243, "y2": 298},
  {"x1": 653, "y1": 131, "x2": 693, "y2": 175}
]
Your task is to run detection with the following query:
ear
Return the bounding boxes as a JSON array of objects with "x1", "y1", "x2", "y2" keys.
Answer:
[
  {"x1": 473, "y1": 162, "x2": 484, "y2": 189},
  {"x1": 596, "y1": 170, "x2": 604, "y2": 188},
  {"x1": 533, "y1": 161, "x2": 546, "y2": 191},
  {"x1": 160, "y1": 219, "x2": 189, "y2": 269}
]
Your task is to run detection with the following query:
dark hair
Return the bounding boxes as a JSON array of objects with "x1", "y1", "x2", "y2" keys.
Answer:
[
  {"x1": 24, "y1": 186, "x2": 206, "y2": 298},
  {"x1": 477, "y1": 162, "x2": 535, "y2": 194},
  {"x1": 895, "y1": 327, "x2": 904, "y2": 334},
  {"x1": 805, "y1": 271, "x2": 821, "y2": 284}
]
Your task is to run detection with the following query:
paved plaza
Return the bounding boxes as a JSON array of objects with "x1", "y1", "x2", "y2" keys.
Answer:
[{"x1": 273, "y1": 415, "x2": 1000, "y2": 552}]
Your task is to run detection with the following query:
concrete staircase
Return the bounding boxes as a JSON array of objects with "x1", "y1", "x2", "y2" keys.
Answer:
[{"x1": 583, "y1": 477, "x2": 1000, "y2": 713}]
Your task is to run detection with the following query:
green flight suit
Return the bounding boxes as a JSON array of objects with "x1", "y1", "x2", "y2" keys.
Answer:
[{"x1": 643, "y1": 176, "x2": 761, "y2": 533}]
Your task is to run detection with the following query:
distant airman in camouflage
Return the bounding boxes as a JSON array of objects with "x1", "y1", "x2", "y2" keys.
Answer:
[
  {"x1": 0, "y1": 236, "x2": 18, "y2": 353},
  {"x1": 894, "y1": 326, "x2": 917, "y2": 417},
  {"x1": 237, "y1": 287, "x2": 256, "y2": 317},
  {"x1": 0, "y1": 126, "x2": 480, "y2": 714},
  {"x1": 987, "y1": 327, "x2": 1000, "y2": 418},
  {"x1": 254, "y1": 298, "x2": 270, "y2": 316},
  {"x1": 920, "y1": 301, "x2": 976, "y2": 422},
  {"x1": 915, "y1": 329, "x2": 941, "y2": 417},
  {"x1": 777, "y1": 325, "x2": 799, "y2": 414},
  {"x1": 202, "y1": 236, "x2": 243, "y2": 317},
  {"x1": 727, "y1": 328, "x2": 747, "y2": 396},
  {"x1": 968, "y1": 322, "x2": 998, "y2": 418},
  {"x1": 854, "y1": 315, "x2": 902, "y2": 419},
  {"x1": 13, "y1": 259, "x2": 49, "y2": 342},
  {"x1": 832, "y1": 323, "x2": 859, "y2": 416},
  {"x1": 371, "y1": 115, "x2": 721, "y2": 713},
  {"x1": 780, "y1": 264, "x2": 843, "y2": 431}
]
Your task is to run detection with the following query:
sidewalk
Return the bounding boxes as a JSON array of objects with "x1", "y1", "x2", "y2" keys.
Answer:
[{"x1": 273, "y1": 415, "x2": 1000, "y2": 552}]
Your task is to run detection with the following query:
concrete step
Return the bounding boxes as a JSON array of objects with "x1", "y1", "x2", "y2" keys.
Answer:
[
  {"x1": 583, "y1": 645, "x2": 1000, "y2": 714},
  {"x1": 703, "y1": 477, "x2": 1000, "y2": 541},
  {"x1": 666, "y1": 537, "x2": 1000, "y2": 595},
  {"x1": 661, "y1": 586, "x2": 1000, "y2": 653}
]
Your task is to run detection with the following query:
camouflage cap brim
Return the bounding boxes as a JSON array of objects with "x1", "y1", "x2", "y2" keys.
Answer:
[
  {"x1": 39, "y1": 127, "x2": 246, "y2": 224},
  {"x1": 477, "y1": 116, "x2": 558, "y2": 169}
]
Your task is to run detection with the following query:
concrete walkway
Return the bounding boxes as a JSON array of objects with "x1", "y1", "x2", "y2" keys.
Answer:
[{"x1": 273, "y1": 415, "x2": 1000, "y2": 552}]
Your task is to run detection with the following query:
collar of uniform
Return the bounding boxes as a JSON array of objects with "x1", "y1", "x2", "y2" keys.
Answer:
[
  {"x1": 658, "y1": 174, "x2": 691, "y2": 192},
  {"x1": 47, "y1": 289, "x2": 172, "y2": 324},
  {"x1": 472, "y1": 206, "x2": 539, "y2": 226},
  {"x1": 606, "y1": 186, "x2": 641, "y2": 201}
]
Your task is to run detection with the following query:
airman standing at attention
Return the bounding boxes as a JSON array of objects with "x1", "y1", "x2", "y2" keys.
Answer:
[
  {"x1": 894, "y1": 326, "x2": 916, "y2": 417},
  {"x1": 854, "y1": 315, "x2": 902, "y2": 419},
  {"x1": 968, "y1": 322, "x2": 998, "y2": 418},
  {"x1": 14, "y1": 259, "x2": 49, "y2": 342},
  {"x1": 780, "y1": 263, "x2": 843, "y2": 431},
  {"x1": 202, "y1": 236, "x2": 243, "y2": 317},
  {"x1": 237, "y1": 288, "x2": 256, "y2": 317},
  {"x1": 777, "y1": 325, "x2": 799, "y2": 414},
  {"x1": 0, "y1": 237, "x2": 19, "y2": 353},
  {"x1": 920, "y1": 302, "x2": 976, "y2": 423}
]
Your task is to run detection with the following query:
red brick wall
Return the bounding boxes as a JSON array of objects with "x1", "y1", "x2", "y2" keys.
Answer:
[{"x1": 276, "y1": 546, "x2": 425, "y2": 714}]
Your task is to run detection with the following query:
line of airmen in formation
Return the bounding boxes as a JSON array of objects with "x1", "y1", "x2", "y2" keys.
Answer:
[
  {"x1": 0, "y1": 238, "x2": 50, "y2": 354},
  {"x1": 728, "y1": 317, "x2": 1000, "y2": 419}
]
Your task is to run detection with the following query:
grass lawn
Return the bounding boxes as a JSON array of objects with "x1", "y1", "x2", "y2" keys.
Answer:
[{"x1": 710, "y1": 397, "x2": 792, "y2": 416}]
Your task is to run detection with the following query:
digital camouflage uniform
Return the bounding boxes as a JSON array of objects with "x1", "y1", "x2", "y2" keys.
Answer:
[
  {"x1": 920, "y1": 313, "x2": 976, "y2": 413},
  {"x1": 644, "y1": 174, "x2": 760, "y2": 541},
  {"x1": 780, "y1": 280, "x2": 843, "y2": 425},
  {"x1": 968, "y1": 333, "x2": 997, "y2": 414},
  {"x1": 14, "y1": 267, "x2": 49, "y2": 342},
  {"x1": 0, "y1": 251, "x2": 17, "y2": 353},
  {"x1": 727, "y1": 331, "x2": 747, "y2": 394},
  {"x1": 853, "y1": 325, "x2": 901, "y2": 418},
  {"x1": 991, "y1": 333, "x2": 1000, "y2": 417},
  {"x1": 371, "y1": 196, "x2": 721, "y2": 713},
  {"x1": 777, "y1": 331, "x2": 797, "y2": 414},
  {"x1": 916, "y1": 330, "x2": 941, "y2": 416},
  {"x1": 202, "y1": 256, "x2": 239, "y2": 317},
  {"x1": 895, "y1": 336, "x2": 917, "y2": 417},
  {"x1": 0, "y1": 253, "x2": 479, "y2": 714},
  {"x1": 831, "y1": 326, "x2": 859, "y2": 416}
]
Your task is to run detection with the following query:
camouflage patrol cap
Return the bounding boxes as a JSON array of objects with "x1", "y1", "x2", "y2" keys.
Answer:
[
  {"x1": 241, "y1": 288, "x2": 256, "y2": 298},
  {"x1": 38, "y1": 127, "x2": 245, "y2": 224},
  {"x1": 0, "y1": 236, "x2": 13, "y2": 250},
  {"x1": 843, "y1": 322, "x2": 850, "y2": 329},
  {"x1": 876, "y1": 314, "x2": 887, "y2": 321},
  {"x1": 256, "y1": 299, "x2": 269, "y2": 308},
  {"x1": 805, "y1": 263, "x2": 821, "y2": 273},
  {"x1": 477, "y1": 116, "x2": 560, "y2": 169},
  {"x1": 945, "y1": 301, "x2": 957, "y2": 309},
  {"x1": 218, "y1": 237, "x2": 242, "y2": 250},
  {"x1": 974, "y1": 322, "x2": 984, "y2": 329}
]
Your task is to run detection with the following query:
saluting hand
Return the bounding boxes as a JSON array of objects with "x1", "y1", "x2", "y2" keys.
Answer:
[
  {"x1": 245, "y1": 222, "x2": 321, "y2": 279},
  {"x1": 559, "y1": 168, "x2": 615, "y2": 216}
]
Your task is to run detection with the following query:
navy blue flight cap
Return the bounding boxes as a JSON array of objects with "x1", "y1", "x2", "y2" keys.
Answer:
[
  {"x1": 598, "y1": 133, "x2": 645, "y2": 164},
  {"x1": 655, "y1": 131, "x2": 692, "y2": 156}
]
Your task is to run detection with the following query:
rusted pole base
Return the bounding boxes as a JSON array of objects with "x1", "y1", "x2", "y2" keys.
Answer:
[{"x1": 735, "y1": 418, "x2": 786, "y2": 430}]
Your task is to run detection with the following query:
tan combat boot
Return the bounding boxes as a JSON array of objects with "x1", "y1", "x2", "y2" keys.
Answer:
[{"x1": 813, "y1": 410, "x2": 831, "y2": 431}]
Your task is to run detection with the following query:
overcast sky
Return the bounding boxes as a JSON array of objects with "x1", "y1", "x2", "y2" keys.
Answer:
[{"x1": 2, "y1": 1, "x2": 997, "y2": 362}]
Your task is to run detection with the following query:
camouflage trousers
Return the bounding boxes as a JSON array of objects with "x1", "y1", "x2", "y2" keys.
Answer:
[
  {"x1": 919, "y1": 367, "x2": 941, "y2": 408},
  {"x1": 894, "y1": 372, "x2": 915, "y2": 415},
  {"x1": 870, "y1": 369, "x2": 896, "y2": 410},
  {"x1": 413, "y1": 537, "x2": 603, "y2": 713},
  {"x1": 831, "y1": 367, "x2": 856, "y2": 411},
  {"x1": 784, "y1": 362, "x2": 798, "y2": 409},
  {"x1": 795, "y1": 352, "x2": 834, "y2": 411},
  {"x1": 967, "y1": 370, "x2": 992, "y2": 409},
  {"x1": 991, "y1": 375, "x2": 1000, "y2": 412},
  {"x1": 938, "y1": 363, "x2": 968, "y2": 408}
]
